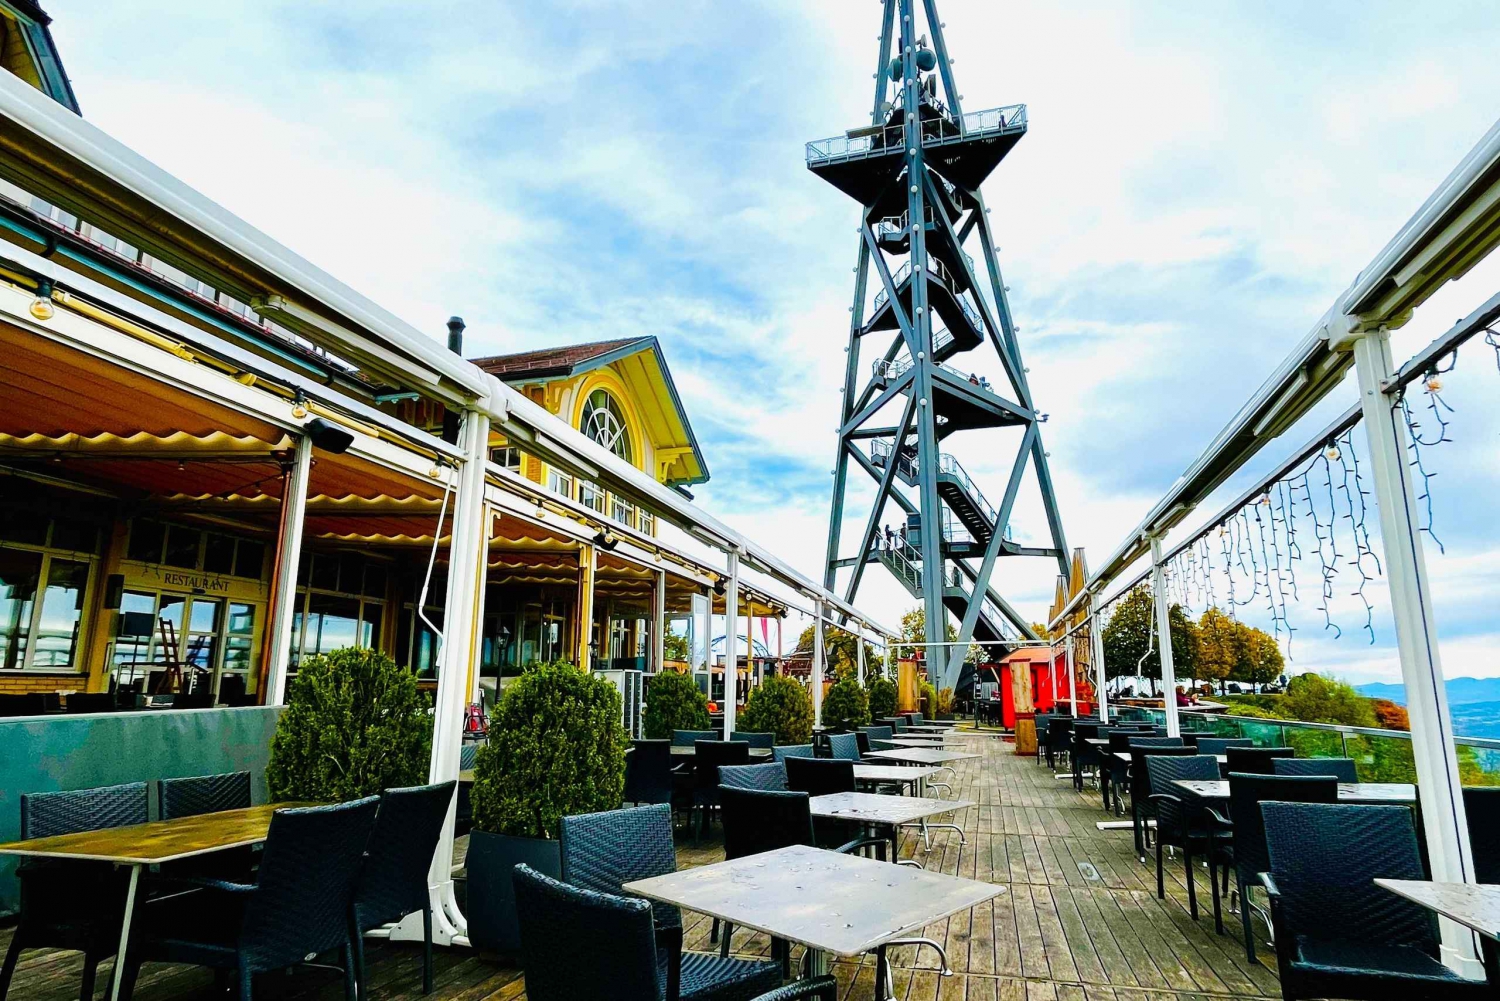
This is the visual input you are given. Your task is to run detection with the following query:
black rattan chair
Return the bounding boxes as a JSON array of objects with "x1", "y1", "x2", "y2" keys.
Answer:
[
  {"x1": 1224, "y1": 746, "x2": 1294, "y2": 775},
  {"x1": 673, "y1": 729, "x2": 719, "y2": 747},
  {"x1": 1127, "y1": 744, "x2": 1194, "y2": 859},
  {"x1": 0, "y1": 782, "x2": 148, "y2": 1001},
  {"x1": 513, "y1": 862, "x2": 836, "y2": 1001},
  {"x1": 771, "y1": 743, "x2": 815, "y2": 762},
  {"x1": 559, "y1": 804, "x2": 783, "y2": 1001},
  {"x1": 1261, "y1": 801, "x2": 1490, "y2": 1000},
  {"x1": 784, "y1": 757, "x2": 857, "y2": 848},
  {"x1": 64, "y1": 692, "x2": 114, "y2": 714},
  {"x1": 859, "y1": 725, "x2": 896, "y2": 752},
  {"x1": 1071, "y1": 721, "x2": 1104, "y2": 790},
  {"x1": 1218, "y1": 773, "x2": 1337, "y2": 960},
  {"x1": 1464, "y1": 786, "x2": 1500, "y2": 885},
  {"x1": 158, "y1": 771, "x2": 255, "y2": 880},
  {"x1": 1034, "y1": 714, "x2": 1051, "y2": 767},
  {"x1": 1145, "y1": 754, "x2": 1231, "y2": 923},
  {"x1": 729, "y1": 731, "x2": 775, "y2": 749},
  {"x1": 1271, "y1": 757, "x2": 1358, "y2": 783},
  {"x1": 625, "y1": 739, "x2": 675, "y2": 806},
  {"x1": 118, "y1": 798, "x2": 379, "y2": 1001},
  {"x1": 1047, "y1": 715, "x2": 1073, "y2": 770},
  {"x1": 718, "y1": 761, "x2": 787, "y2": 791},
  {"x1": 1196, "y1": 737, "x2": 1254, "y2": 755},
  {"x1": 692, "y1": 740, "x2": 749, "y2": 837},
  {"x1": 349, "y1": 781, "x2": 455, "y2": 995}
]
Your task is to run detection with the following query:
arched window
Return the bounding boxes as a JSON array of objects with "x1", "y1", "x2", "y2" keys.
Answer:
[{"x1": 580, "y1": 389, "x2": 633, "y2": 463}]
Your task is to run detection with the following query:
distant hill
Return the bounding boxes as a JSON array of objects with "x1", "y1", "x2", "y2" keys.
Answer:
[
  {"x1": 1356, "y1": 677, "x2": 1500, "y2": 706},
  {"x1": 1447, "y1": 702, "x2": 1500, "y2": 741}
]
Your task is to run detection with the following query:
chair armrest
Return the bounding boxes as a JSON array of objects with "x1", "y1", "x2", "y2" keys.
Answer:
[
  {"x1": 833, "y1": 836, "x2": 891, "y2": 857},
  {"x1": 1203, "y1": 805, "x2": 1232, "y2": 830},
  {"x1": 1147, "y1": 792, "x2": 1184, "y2": 807},
  {"x1": 1259, "y1": 872, "x2": 1279, "y2": 899},
  {"x1": 148, "y1": 875, "x2": 257, "y2": 895},
  {"x1": 750, "y1": 974, "x2": 838, "y2": 1001}
]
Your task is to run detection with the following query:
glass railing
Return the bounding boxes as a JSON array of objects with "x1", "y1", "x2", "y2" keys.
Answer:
[
  {"x1": 937, "y1": 453, "x2": 998, "y2": 527},
  {"x1": 1110, "y1": 707, "x2": 1500, "y2": 785},
  {"x1": 805, "y1": 103, "x2": 1026, "y2": 164}
]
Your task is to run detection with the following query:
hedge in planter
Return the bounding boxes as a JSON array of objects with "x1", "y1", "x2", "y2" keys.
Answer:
[
  {"x1": 642, "y1": 668, "x2": 710, "y2": 740},
  {"x1": 821, "y1": 677, "x2": 870, "y2": 731},
  {"x1": 920, "y1": 679, "x2": 938, "y2": 716},
  {"x1": 266, "y1": 646, "x2": 432, "y2": 803},
  {"x1": 936, "y1": 686, "x2": 956, "y2": 717},
  {"x1": 867, "y1": 675, "x2": 898, "y2": 720},
  {"x1": 738, "y1": 674, "x2": 814, "y2": 745}
]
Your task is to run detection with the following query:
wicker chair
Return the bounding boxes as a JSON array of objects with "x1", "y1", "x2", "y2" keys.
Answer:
[
  {"x1": 718, "y1": 762, "x2": 787, "y2": 791},
  {"x1": 349, "y1": 782, "x2": 455, "y2": 995},
  {"x1": 158, "y1": 772, "x2": 255, "y2": 881},
  {"x1": 784, "y1": 757, "x2": 857, "y2": 849},
  {"x1": 1145, "y1": 754, "x2": 1232, "y2": 922},
  {"x1": 772, "y1": 743, "x2": 815, "y2": 762},
  {"x1": 0, "y1": 782, "x2": 148, "y2": 1001},
  {"x1": 1224, "y1": 746, "x2": 1294, "y2": 775},
  {"x1": 1464, "y1": 786, "x2": 1500, "y2": 885},
  {"x1": 626, "y1": 739, "x2": 676, "y2": 806},
  {"x1": 118, "y1": 798, "x2": 379, "y2": 1001},
  {"x1": 1047, "y1": 715, "x2": 1073, "y2": 770},
  {"x1": 692, "y1": 740, "x2": 750, "y2": 837},
  {"x1": 826, "y1": 732, "x2": 861, "y2": 761},
  {"x1": 1071, "y1": 721, "x2": 1104, "y2": 790},
  {"x1": 673, "y1": 729, "x2": 719, "y2": 747},
  {"x1": 1215, "y1": 773, "x2": 1337, "y2": 960},
  {"x1": 513, "y1": 863, "x2": 836, "y2": 1001},
  {"x1": 558, "y1": 805, "x2": 782, "y2": 1001},
  {"x1": 64, "y1": 692, "x2": 114, "y2": 714},
  {"x1": 1126, "y1": 743, "x2": 1194, "y2": 858},
  {"x1": 729, "y1": 731, "x2": 776, "y2": 749},
  {"x1": 1035, "y1": 714, "x2": 1051, "y2": 767},
  {"x1": 1272, "y1": 757, "x2": 1358, "y2": 783},
  {"x1": 1261, "y1": 802, "x2": 1491, "y2": 1000},
  {"x1": 859, "y1": 725, "x2": 896, "y2": 752},
  {"x1": 1196, "y1": 737, "x2": 1254, "y2": 755},
  {"x1": 0, "y1": 692, "x2": 49, "y2": 716}
]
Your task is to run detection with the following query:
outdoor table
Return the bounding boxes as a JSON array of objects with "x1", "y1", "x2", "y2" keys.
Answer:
[
  {"x1": 0, "y1": 802, "x2": 315, "y2": 1001},
  {"x1": 623, "y1": 843, "x2": 1002, "y2": 988},
  {"x1": 851, "y1": 763, "x2": 941, "y2": 791},
  {"x1": 885, "y1": 736, "x2": 952, "y2": 748},
  {"x1": 669, "y1": 745, "x2": 773, "y2": 759},
  {"x1": 864, "y1": 747, "x2": 977, "y2": 799},
  {"x1": 1376, "y1": 879, "x2": 1500, "y2": 990},
  {"x1": 1171, "y1": 779, "x2": 1417, "y2": 803},
  {"x1": 810, "y1": 790, "x2": 973, "y2": 855}
]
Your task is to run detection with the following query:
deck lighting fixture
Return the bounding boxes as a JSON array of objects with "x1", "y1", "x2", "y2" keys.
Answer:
[
  {"x1": 29, "y1": 279, "x2": 54, "y2": 320},
  {"x1": 304, "y1": 417, "x2": 353, "y2": 455}
]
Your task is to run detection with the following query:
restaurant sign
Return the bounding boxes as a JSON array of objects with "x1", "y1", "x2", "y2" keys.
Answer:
[{"x1": 122, "y1": 560, "x2": 268, "y2": 600}]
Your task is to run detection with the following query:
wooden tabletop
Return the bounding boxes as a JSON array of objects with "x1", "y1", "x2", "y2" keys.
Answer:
[
  {"x1": 623, "y1": 843, "x2": 1003, "y2": 957},
  {"x1": 852, "y1": 764, "x2": 941, "y2": 784},
  {"x1": 670, "y1": 745, "x2": 773, "y2": 758},
  {"x1": 865, "y1": 747, "x2": 980, "y2": 766},
  {"x1": 1171, "y1": 780, "x2": 1416, "y2": 803},
  {"x1": 1376, "y1": 879, "x2": 1500, "y2": 941},
  {"x1": 0, "y1": 802, "x2": 319, "y2": 865},
  {"x1": 809, "y1": 791, "x2": 973, "y2": 826}
]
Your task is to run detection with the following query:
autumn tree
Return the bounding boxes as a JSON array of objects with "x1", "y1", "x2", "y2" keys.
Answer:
[
  {"x1": 1232, "y1": 624, "x2": 1284, "y2": 691},
  {"x1": 795, "y1": 623, "x2": 882, "y2": 681},
  {"x1": 1196, "y1": 607, "x2": 1242, "y2": 692},
  {"x1": 1101, "y1": 586, "x2": 1198, "y2": 695}
]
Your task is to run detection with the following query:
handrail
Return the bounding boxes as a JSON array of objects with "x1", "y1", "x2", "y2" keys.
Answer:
[
  {"x1": 805, "y1": 103, "x2": 1027, "y2": 164},
  {"x1": 1120, "y1": 706, "x2": 1500, "y2": 753},
  {"x1": 937, "y1": 453, "x2": 998, "y2": 527}
]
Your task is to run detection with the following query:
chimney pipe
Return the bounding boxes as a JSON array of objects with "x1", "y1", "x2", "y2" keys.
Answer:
[{"x1": 446, "y1": 316, "x2": 465, "y2": 356}]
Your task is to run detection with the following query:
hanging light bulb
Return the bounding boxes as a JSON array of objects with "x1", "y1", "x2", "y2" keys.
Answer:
[
  {"x1": 1259, "y1": 493, "x2": 1271, "y2": 506},
  {"x1": 1425, "y1": 374, "x2": 1443, "y2": 393},
  {"x1": 1324, "y1": 444, "x2": 1341, "y2": 462}
]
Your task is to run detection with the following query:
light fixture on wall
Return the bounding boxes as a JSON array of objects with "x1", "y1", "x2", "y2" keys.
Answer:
[{"x1": 593, "y1": 528, "x2": 618, "y2": 552}]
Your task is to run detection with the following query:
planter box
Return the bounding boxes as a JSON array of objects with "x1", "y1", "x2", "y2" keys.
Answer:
[{"x1": 464, "y1": 830, "x2": 561, "y2": 956}]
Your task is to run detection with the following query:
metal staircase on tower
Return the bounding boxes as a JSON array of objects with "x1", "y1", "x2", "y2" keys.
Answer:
[{"x1": 815, "y1": 0, "x2": 1070, "y2": 690}]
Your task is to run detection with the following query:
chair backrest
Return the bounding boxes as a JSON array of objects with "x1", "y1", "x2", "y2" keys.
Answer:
[
  {"x1": 159, "y1": 771, "x2": 252, "y2": 820},
  {"x1": 784, "y1": 756, "x2": 855, "y2": 797},
  {"x1": 860, "y1": 725, "x2": 894, "y2": 742},
  {"x1": 1127, "y1": 737, "x2": 1184, "y2": 748},
  {"x1": 240, "y1": 798, "x2": 379, "y2": 970},
  {"x1": 854, "y1": 731, "x2": 871, "y2": 755},
  {"x1": 693, "y1": 740, "x2": 749, "y2": 790},
  {"x1": 718, "y1": 761, "x2": 787, "y2": 791},
  {"x1": 1127, "y1": 744, "x2": 1197, "y2": 804},
  {"x1": 1108, "y1": 730, "x2": 1146, "y2": 754},
  {"x1": 1465, "y1": 787, "x2": 1500, "y2": 885},
  {"x1": 352, "y1": 781, "x2": 457, "y2": 930},
  {"x1": 827, "y1": 732, "x2": 861, "y2": 761},
  {"x1": 1144, "y1": 754, "x2": 1222, "y2": 841},
  {"x1": 559, "y1": 803, "x2": 680, "y2": 934},
  {"x1": 623, "y1": 740, "x2": 674, "y2": 805},
  {"x1": 772, "y1": 743, "x2": 816, "y2": 762},
  {"x1": 720, "y1": 787, "x2": 815, "y2": 860},
  {"x1": 878, "y1": 716, "x2": 909, "y2": 733},
  {"x1": 1227, "y1": 773, "x2": 1338, "y2": 885},
  {"x1": 512, "y1": 863, "x2": 660, "y2": 1001},
  {"x1": 1272, "y1": 757, "x2": 1358, "y2": 783},
  {"x1": 1262, "y1": 802, "x2": 1434, "y2": 951},
  {"x1": 729, "y1": 731, "x2": 775, "y2": 748},
  {"x1": 1196, "y1": 737, "x2": 1253, "y2": 755},
  {"x1": 1071, "y1": 721, "x2": 1102, "y2": 748},
  {"x1": 672, "y1": 728, "x2": 718, "y2": 747},
  {"x1": 1050, "y1": 716, "x2": 1074, "y2": 741},
  {"x1": 64, "y1": 692, "x2": 114, "y2": 714},
  {"x1": 21, "y1": 781, "x2": 148, "y2": 839},
  {"x1": 1035, "y1": 715, "x2": 1051, "y2": 738},
  {"x1": 1224, "y1": 746, "x2": 1294, "y2": 775},
  {"x1": 0, "y1": 692, "x2": 48, "y2": 717},
  {"x1": 906, "y1": 712, "x2": 924, "y2": 724}
]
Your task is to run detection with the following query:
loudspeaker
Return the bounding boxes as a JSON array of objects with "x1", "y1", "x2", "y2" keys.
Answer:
[{"x1": 305, "y1": 417, "x2": 354, "y2": 454}]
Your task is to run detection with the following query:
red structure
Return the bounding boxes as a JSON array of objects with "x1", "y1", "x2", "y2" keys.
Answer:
[{"x1": 994, "y1": 646, "x2": 1094, "y2": 728}]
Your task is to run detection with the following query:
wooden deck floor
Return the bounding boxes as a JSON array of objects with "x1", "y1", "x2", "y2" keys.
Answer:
[{"x1": 2, "y1": 730, "x2": 1281, "y2": 1000}]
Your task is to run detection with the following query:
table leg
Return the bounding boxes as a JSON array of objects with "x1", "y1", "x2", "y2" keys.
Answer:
[
  {"x1": 806, "y1": 947, "x2": 829, "y2": 976},
  {"x1": 109, "y1": 863, "x2": 142, "y2": 1001}
]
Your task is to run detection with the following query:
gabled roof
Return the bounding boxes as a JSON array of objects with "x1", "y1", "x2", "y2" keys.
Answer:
[{"x1": 472, "y1": 336, "x2": 710, "y2": 488}]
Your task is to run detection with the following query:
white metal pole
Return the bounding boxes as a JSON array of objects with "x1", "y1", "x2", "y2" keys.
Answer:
[
  {"x1": 856, "y1": 626, "x2": 866, "y2": 684},
  {"x1": 813, "y1": 602, "x2": 825, "y2": 726},
  {"x1": 1150, "y1": 534, "x2": 1180, "y2": 738},
  {"x1": 1092, "y1": 610, "x2": 1109, "y2": 722},
  {"x1": 653, "y1": 568, "x2": 666, "y2": 673},
  {"x1": 1348, "y1": 325, "x2": 1476, "y2": 972},
  {"x1": 1066, "y1": 630, "x2": 1078, "y2": 717},
  {"x1": 1049, "y1": 643, "x2": 1058, "y2": 711},
  {"x1": 263, "y1": 433, "x2": 312, "y2": 706},
  {"x1": 724, "y1": 550, "x2": 739, "y2": 736}
]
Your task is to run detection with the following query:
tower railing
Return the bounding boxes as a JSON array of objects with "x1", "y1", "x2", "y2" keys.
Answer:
[
  {"x1": 871, "y1": 260, "x2": 983, "y2": 333},
  {"x1": 938, "y1": 452, "x2": 999, "y2": 528},
  {"x1": 805, "y1": 103, "x2": 1027, "y2": 165}
]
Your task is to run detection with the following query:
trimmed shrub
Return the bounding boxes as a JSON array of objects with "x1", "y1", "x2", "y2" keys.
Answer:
[
  {"x1": 936, "y1": 687, "x2": 955, "y2": 716},
  {"x1": 643, "y1": 669, "x2": 710, "y2": 739},
  {"x1": 919, "y1": 680, "x2": 938, "y2": 715},
  {"x1": 822, "y1": 677, "x2": 871, "y2": 730},
  {"x1": 739, "y1": 675, "x2": 814, "y2": 746},
  {"x1": 471, "y1": 662, "x2": 628, "y2": 839},
  {"x1": 267, "y1": 646, "x2": 432, "y2": 803},
  {"x1": 867, "y1": 676, "x2": 898, "y2": 720}
]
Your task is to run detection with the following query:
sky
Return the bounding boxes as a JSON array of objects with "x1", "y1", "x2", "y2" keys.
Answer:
[{"x1": 49, "y1": 0, "x2": 1500, "y2": 685}]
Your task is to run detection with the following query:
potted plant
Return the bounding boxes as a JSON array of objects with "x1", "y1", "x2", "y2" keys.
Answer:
[
  {"x1": 738, "y1": 674, "x2": 814, "y2": 745},
  {"x1": 643, "y1": 668, "x2": 710, "y2": 739},
  {"x1": 867, "y1": 675, "x2": 898, "y2": 721},
  {"x1": 919, "y1": 679, "x2": 938, "y2": 718},
  {"x1": 466, "y1": 661, "x2": 628, "y2": 955},
  {"x1": 935, "y1": 686, "x2": 956, "y2": 720},
  {"x1": 821, "y1": 677, "x2": 871, "y2": 732},
  {"x1": 266, "y1": 646, "x2": 432, "y2": 802}
]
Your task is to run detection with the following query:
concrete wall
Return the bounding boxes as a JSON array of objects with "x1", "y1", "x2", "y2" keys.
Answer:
[{"x1": 0, "y1": 705, "x2": 281, "y2": 917}]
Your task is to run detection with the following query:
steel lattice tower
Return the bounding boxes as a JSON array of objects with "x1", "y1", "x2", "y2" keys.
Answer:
[{"x1": 811, "y1": 0, "x2": 1069, "y2": 690}]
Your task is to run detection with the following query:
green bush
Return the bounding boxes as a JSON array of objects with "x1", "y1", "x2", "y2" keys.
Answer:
[
  {"x1": 643, "y1": 669, "x2": 710, "y2": 739},
  {"x1": 867, "y1": 676, "x2": 898, "y2": 719},
  {"x1": 821, "y1": 677, "x2": 870, "y2": 730},
  {"x1": 471, "y1": 662, "x2": 628, "y2": 839},
  {"x1": 266, "y1": 647, "x2": 432, "y2": 803},
  {"x1": 919, "y1": 680, "x2": 938, "y2": 715},
  {"x1": 935, "y1": 687, "x2": 955, "y2": 716},
  {"x1": 739, "y1": 675, "x2": 814, "y2": 745}
]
